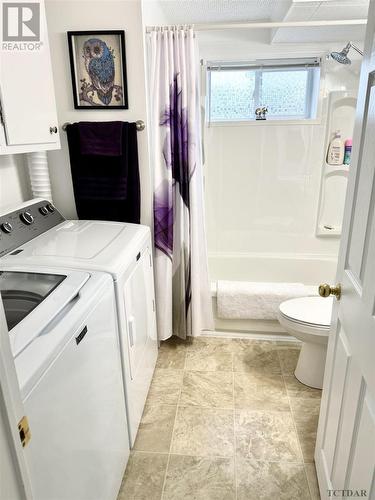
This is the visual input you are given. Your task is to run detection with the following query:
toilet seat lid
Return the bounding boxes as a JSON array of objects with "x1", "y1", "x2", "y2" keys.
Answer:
[{"x1": 279, "y1": 296, "x2": 333, "y2": 327}]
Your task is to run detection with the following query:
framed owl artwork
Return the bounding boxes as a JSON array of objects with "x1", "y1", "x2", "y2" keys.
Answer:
[{"x1": 67, "y1": 30, "x2": 128, "y2": 109}]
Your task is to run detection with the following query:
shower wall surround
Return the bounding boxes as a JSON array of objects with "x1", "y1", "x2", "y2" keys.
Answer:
[{"x1": 199, "y1": 31, "x2": 361, "y2": 274}]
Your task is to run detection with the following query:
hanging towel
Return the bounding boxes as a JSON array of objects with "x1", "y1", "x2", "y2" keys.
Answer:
[
  {"x1": 217, "y1": 281, "x2": 310, "y2": 320},
  {"x1": 66, "y1": 121, "x2": 140, "y2": 224},
  {"x1": 78, "y1": 121, "x2": 123, "y2": 156}
]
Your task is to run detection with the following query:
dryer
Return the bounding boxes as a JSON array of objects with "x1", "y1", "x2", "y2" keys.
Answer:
[
  {"x1": 0, "y1": 199, "x2": 158, "y2": 446},
  {"x1": 1, "y1": 267, "x2": 129, "y2": 499}
]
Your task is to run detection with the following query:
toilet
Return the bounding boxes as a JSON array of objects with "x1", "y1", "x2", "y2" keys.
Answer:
[{"x1": 278, "y1": 296, "x2": 334, "y2": 389}]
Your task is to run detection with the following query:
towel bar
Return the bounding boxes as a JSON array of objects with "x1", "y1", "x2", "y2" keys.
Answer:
[{"x1": 62, "y1": 120, "x2": 145, "y2": 132}]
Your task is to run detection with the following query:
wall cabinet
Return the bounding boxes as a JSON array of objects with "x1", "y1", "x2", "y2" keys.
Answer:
[{"x1": 0, "y1": 0, "x2": 60, "y2": 154}]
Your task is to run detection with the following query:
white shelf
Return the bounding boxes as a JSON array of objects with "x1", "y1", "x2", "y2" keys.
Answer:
[{"x1": 316, "y1": 91, "x2": 356, "y2": 238}]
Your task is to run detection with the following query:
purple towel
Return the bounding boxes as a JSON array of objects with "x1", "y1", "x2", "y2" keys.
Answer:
[
  {"x1": 78, "y1": 121, "x2": 123, "y2": 156},
  {"x1": 66, "y1": 122, "x2": 140, "y2": 224}
]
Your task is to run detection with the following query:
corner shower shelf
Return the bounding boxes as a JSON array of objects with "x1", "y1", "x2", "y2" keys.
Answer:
[{"x1": 316, "y1": 91, "x2": 356, "y2": 237}]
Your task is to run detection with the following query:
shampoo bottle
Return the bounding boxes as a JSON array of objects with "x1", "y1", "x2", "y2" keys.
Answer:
[
  {"x1": 327, "y1": 130, "x2": 344, "y2": 165},
  {"x1": 343, "y1": 138, "x2": 352, "y2": 165}
]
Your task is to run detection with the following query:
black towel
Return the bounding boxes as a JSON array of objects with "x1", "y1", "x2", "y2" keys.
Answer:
[
  {"x1": 78, "y1": 121, "x2": 123, "y2": 156},
  {"x1": 66, "y1": 121, "x2": 140, "y2": 224}
]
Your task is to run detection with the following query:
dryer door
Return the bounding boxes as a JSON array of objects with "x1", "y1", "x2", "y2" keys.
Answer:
[
  {"x1": 121, "y1": 246, "x2": 158, "y2": 446},
  {"x1": 124, "y1": 247, "x2": 157, "y2": 380}
]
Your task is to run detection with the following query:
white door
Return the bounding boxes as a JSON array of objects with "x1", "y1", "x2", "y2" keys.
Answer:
[
  {"x1": 315, "y1": 2, "x2": 375, "y2": 498},
  {"x1": 0, "y1": 0, "x2": 59, "y2": 146},
  {"x1": 0, "y1": 299, "x2": 32, "y2": 500}
]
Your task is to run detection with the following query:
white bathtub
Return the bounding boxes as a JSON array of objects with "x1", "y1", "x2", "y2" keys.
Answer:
[{"x1": 209, "y1": 253, "x2": 338, "y2": 336}]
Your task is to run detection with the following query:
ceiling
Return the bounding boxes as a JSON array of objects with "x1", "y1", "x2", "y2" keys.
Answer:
[
  {"x1": 153, "y1": 0, "x2": 290, "y2": 24},
  {"x1": 154, "y1": 0, "x2": 369, "y2": 24},
  {"x1": 149, "y1": 0, "x2": 369, "y2": 43}
]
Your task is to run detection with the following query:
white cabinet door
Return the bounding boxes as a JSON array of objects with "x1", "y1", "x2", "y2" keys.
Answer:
[{"x1": 0, "y1": 0, "x2": 59, "y2": 148}]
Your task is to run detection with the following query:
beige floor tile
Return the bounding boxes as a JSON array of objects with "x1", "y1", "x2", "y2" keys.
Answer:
[
  {"x1": 231, "y1": 339, "x2": 275, "y2": 352},
  {"x1": 277, "y1": 347, "x2": 301, "y2": 375},
  {"x1": 185, "y1": 350, "x2": 233, "y2": 371},
  {"x1": 171, "y1": 406, "x2": 234, "y2": 457},
  {"x1": 163, "y1": 455, "x2": 235, "y2": 500},
  {"x1": 180, "y1": 371, "x2": 234, "y2": 408},
  {"x1": 236, "y1": 457, "x2": 311, "y2": 500},
  {"x1": 233, "y1": 343, "x2": 281, "y2": 374},
  {"x1": 294, "y1": 419, "x2": 319, "y2": 462},
  {"x1": 156, "y1": 348, "x2": 186, "y2": 369},
  {"x1": 289, "y1": 397, "x2": 321, "y2": 416},
  {"x1": 186, "y1": 337, "x2": 236, "y2": 354},
  {"x1": 234, "y1": 372, "x2": 290, "y2": 411},
  {"x1": 117, "y1": 451, "x2": 168, "y2": 500},
  {"x1": 159, "y1": 336, "x2": 191, "y2": 351},
  {"x1": 305, "y1": 463, "x2": 321, "y2": 500},
  {"x1": 290, "y1": 398, "x2": 321, "y2": 463},
  {"x1": 235, "y1": 410, "x2": 303, "y2": 462},
  {"x1": 284, "y1": 375, "x2": 322, "y2": 399},
  {"x1": 146, "y1": 369, "x2": 183, "y2": 405},
  {"x1": 133, "y1": 405, "x2": 176, "y2": 453}
]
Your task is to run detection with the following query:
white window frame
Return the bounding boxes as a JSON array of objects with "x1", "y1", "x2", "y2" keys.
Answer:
[{"x1": 205, "y1": 57, "x2": 322, "y2": 126}]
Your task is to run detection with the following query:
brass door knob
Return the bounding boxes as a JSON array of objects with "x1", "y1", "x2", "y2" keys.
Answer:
[{"x1": 319, "y1": 283, "x2": 341, "y2": 300}]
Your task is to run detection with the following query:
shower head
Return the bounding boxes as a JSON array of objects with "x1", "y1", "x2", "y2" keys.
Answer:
[
  {"x1": 331, "y1": 45, "x2": 351, "y2": 65},
  {"x1": 329, "y1": 42, "x2": 363, "y2": 65}
]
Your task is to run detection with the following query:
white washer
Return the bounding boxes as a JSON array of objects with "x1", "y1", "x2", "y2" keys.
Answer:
[
  {"x1": 0, "y1": 199, "x2": 158, "y2": 446},
  {"x1": 1, "y1": 267, "x2": 129, "y2": 500}
]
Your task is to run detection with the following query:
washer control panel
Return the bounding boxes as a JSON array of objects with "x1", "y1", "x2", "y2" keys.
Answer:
[{"x1": 0, "y1": 200, "x2": 65, "y2": 257}]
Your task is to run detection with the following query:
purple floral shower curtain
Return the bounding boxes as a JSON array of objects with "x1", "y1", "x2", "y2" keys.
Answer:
[{"x1": 149, "y1": 27, "x2": 214, "y2": 340}]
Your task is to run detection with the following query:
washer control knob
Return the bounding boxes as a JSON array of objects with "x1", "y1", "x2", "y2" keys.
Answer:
[
  {"x1": 1, "y1": 221, "x2": 13, "y2": 233},
  {"x1": 46, "y1": 204, "x2": 55, "y2": 213},
  {"x1": 20, "y1": 211, "x2": 34, "y2": 225},
  {"x1": 39, "y1": 206, "x2": 48, "y2": 216}
]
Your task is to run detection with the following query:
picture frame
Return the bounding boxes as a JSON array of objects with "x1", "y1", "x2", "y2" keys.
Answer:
[{"x1": 67, "y1": 30, "x2": 128, "y2": 109}]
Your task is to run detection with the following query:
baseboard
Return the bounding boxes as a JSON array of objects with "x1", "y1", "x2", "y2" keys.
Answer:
[{"x1": 201, "y1": 329, "x2": 300, "y2": 343}]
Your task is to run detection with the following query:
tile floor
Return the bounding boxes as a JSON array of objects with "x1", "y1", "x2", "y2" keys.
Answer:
[{"x1": 117, "y1": 337, "x2": 322, "y2": 500}]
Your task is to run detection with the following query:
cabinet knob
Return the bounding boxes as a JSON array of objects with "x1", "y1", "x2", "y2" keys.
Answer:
[{"x1": 49, "y1": 126, "x2": 58, "y2": 134}]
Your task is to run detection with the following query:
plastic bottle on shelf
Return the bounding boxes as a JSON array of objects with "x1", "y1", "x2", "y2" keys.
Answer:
[
  {"x1": 343, "y1": 138, "x2": 352, "y2": 165},
  {"x1": 326, "y1": 130, "x2": 344, "y2": 165}
]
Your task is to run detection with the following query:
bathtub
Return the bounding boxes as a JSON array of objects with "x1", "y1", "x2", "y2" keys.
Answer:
[{"x1": 209, "y1": 253, "x2": 338, "y2": 337}]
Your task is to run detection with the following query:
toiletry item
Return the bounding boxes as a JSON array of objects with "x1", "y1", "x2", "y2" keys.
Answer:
[
  {"x1": 344, "y1": 138, "x2": 352, "y2": 165},
  {"x1": 327, "y1": 130, "x2": 344, "y2": 165}
]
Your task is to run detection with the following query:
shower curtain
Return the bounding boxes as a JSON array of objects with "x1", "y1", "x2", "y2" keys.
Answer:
[{"x1": 149, "y1": 26, "x2": 214, "y2": 341}]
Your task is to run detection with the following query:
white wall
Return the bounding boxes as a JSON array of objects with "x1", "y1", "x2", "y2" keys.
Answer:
[
  {"x1": 0, "y1": 155, "x2": 30, "y2": 210},
  {"x1": 200, "y1": 30, "x2": 362, "y2": 261},
  {"x1": 45, "y1": 0, "x2": 152, "y2": 224},
  {"x1": 141, "y1": 0, "x2": 170, "y2": 25}
]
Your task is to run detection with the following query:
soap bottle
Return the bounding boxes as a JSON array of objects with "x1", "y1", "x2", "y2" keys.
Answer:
[
  {"x1": 327, "y1": 130, "x2": 344, "y2": 165},
  {"x1": 343, "y1": 138, "x2": 352, "y2": 165}
]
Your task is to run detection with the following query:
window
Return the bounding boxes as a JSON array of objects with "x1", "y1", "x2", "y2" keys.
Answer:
[{"x1": 207, "y1": 58, "x2": 320, "y2": 123}]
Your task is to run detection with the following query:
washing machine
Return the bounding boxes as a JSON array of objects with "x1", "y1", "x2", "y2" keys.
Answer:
[
  {"x1": 0, "y1": 266, "x2": 129, "y2": 499},
  {"x1": 0, "y1": 198, "x2": 158, "y2": 446}
]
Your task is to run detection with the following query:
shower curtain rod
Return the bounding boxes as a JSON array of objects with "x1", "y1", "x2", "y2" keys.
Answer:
[{"x1": 145, "y1": 19, "x2": 366, "y2": 33}]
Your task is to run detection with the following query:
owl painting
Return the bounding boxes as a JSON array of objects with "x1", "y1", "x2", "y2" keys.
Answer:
[
  {"x1": 68, "y1": 31, "x2": 128, "y2": 109},
  {"x1": 83, "y1": 38, "x2": 115, "y2": 105}
]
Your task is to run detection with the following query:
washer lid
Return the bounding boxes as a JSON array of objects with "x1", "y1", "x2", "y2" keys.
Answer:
[
  {"x1": 279, "y1": 296, "x2": 334, "y2": 327},
  {"x1": 1, "y1": 220, "x2": 150, "y2": 277}
]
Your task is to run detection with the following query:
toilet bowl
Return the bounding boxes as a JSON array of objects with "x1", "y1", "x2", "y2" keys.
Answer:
[{"x1": 278, "y1": 296, "x2": 333, "y2": 389}]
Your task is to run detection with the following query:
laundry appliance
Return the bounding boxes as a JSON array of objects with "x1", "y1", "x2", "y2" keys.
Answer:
[
  {"x1": 0, "y1": 198, "x2": 158, "y2": 446},
  {"x1": 0, "y1": 266, "x2": 129, "y2": 500}
]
